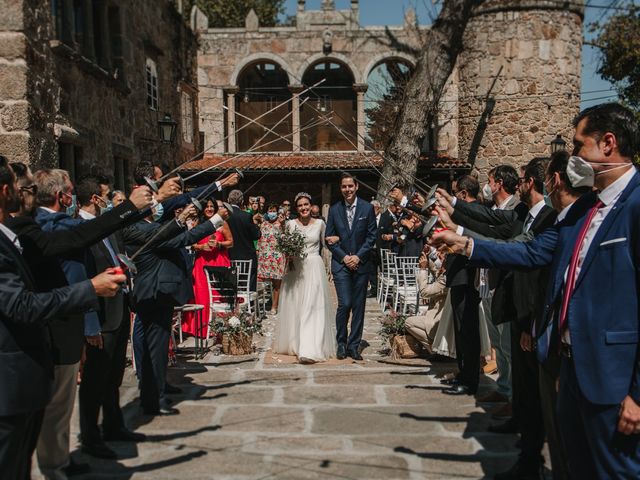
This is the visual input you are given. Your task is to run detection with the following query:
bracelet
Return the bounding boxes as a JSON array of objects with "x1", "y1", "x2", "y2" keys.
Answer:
[{"x1": 463, "y1": 236, "x2": 471, "y2": 256}]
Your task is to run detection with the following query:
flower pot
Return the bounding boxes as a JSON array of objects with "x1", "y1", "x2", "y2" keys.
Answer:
[
  {"x1": 222, "y1": 332, "x2": 253, "y2": 355},
  {"x1": 390, "y1": 334, "x2": 422, "y2": 359}
]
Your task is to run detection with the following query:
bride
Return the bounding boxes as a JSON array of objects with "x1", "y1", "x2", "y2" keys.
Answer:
[{"x1": 274, "y1": 192, "x2": 336, "y2": 363}]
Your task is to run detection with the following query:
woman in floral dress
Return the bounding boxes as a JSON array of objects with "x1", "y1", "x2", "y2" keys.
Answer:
[{"x1": 257, "y1": 204, "x2": 286, "y2": 314}]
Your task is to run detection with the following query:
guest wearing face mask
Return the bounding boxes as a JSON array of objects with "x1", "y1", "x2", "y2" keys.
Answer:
[
  {"x1": 75, "y1": 176, "x2": 146, "y2": 459},
  {"x1": 257, "y1": 204, "x2": 286, "y2": 315},
  {"x1": 182, "y1": 199, "x2": 233, "y2": 337}
]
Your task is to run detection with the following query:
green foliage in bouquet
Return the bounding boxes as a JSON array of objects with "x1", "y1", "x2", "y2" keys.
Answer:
[
  {"x1": 378, "y1": 311, "x2": 407, "y2": 347},
  {"x1": 276, "y1": 227, "x2": 307, "y2": 260},
  {"x1": 210, "y1": 310, "x2": 261, "y2": 336}
]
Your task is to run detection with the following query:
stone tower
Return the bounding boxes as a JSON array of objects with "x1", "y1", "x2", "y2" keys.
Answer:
[{"x1": 457, "y1": 0, "x2": 584, "y2": 179}]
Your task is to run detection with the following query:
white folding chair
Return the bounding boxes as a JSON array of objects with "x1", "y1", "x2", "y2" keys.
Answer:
[
  {"x1": 379, "y1": 250, "x2": 397, "y2": 312},
  {"x1": 392, "y1": 256, "x2": 419, "y2": 314},
  {"x1": 232, "y1": 259, "x2": 260, "y2": 315},
  {"x1": 204, "y1": 265, "x2": 238, "y2": 336}
]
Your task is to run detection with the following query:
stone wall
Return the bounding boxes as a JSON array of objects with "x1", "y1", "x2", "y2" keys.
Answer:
[
  {"x1": 457, "y1": 0, "x2": 583, "y2": 179},
  {"x1": 0, "y1": 0, "x2": 198, "y2": 190},
  {"x1": 196, "y1": 7, "x2": 429, "y2": 155}
]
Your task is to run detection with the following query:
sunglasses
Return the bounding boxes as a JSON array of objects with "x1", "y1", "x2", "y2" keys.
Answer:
[{"x1": 19, "y1": 184, "x2": 37, "y2": 194}]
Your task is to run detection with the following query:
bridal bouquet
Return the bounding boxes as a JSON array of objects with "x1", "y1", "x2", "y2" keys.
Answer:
[{"x1": 276, "y1": 227, "x2": 307, "y2": 270}]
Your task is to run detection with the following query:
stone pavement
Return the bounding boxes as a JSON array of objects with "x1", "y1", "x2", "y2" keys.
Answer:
[{"x1": 35, "y1": 296, "x2": 548, "y2": 480}]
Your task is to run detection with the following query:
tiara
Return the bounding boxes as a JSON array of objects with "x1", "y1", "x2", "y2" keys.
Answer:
[{"x1": 294, "y1": 191, "x2": 312, "y2": 204}]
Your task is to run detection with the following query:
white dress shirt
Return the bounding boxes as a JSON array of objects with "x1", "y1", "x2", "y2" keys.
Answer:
[
  {"x1": 0, "y1": 222, "x2": 21, "y2": 253},
  {"x1": 523, "y1": 199, "x2": 546, "y2": 233},
  {"x1": 564, "y1": 165, "x2": 636, "y2": 344}
]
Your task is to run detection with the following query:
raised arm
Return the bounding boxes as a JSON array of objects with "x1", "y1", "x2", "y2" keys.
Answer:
[{"x1": 0, "y1": 258, "x2": 98, "y2": 325}]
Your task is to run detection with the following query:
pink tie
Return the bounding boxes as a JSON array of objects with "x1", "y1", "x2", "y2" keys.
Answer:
[{"x1": 558, "y1": 200, "x2": 603, "y2": 333}]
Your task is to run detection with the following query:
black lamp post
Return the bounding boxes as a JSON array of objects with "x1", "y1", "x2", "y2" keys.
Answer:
[
  {"x1": 550, "y1": 134, "x2": 566, "y2": 154},
  {"x1": 158, "y1": 113, "x2": 177, "y2": 144}
]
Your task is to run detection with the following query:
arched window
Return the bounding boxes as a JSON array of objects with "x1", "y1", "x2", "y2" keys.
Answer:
[
  {"x1": 365, "y1": 58, "x2": 414, "y2": 150},
  {"x1": 301, "y1": 60, "x2": 356, "y2": 151},
  {"x1": 236, "y1": 61, "x2": 291, "y2": 152}
]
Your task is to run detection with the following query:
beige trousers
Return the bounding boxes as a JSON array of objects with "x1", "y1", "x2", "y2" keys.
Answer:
[
  {"x1": 405, "y1": 312, "x2": 440, "y2": 351},
  {"x1": 36, "y1": 362, "x2": 80, "y2": 480}
]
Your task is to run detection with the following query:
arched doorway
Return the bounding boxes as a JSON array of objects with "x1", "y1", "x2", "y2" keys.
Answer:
[
  {"x1": 365, "y1": 58, "x2": 414, "y2": 151},
  {"x1": 235, "y1": 61, "x2": 292, "y2": 152},
  {"x1": 301, "y1": 60, "x2": 356, "y2": 151}
]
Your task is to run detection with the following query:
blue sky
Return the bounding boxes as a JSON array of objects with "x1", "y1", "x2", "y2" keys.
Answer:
[{"x1": 281, "y1": 0, "x2": 626, "y2": 107}]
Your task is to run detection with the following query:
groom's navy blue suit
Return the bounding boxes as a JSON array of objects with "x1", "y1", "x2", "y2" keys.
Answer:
[{"x1": 326, "y1": 197, "x2": 377, "y2": 352}]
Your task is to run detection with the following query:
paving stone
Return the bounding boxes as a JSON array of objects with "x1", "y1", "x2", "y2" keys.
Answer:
[
  {"x1": 35, "y1": 297, "x2": 536, "y2": 480},
  {"x1": 283, "y1": 385, "x2": 378, "y2": 405},
  {"x1": 218, "y1": 406, "x2": 307, "y2": 433},
  {"x1": 247, "y1": 434, "x2": 350, "y2": 454},
  {"x1": 312, "y1": 370, "x2": 427, "y2": 386},
  {"x1": 311, "y1": 406, "x2": 443, "y2": 435}
]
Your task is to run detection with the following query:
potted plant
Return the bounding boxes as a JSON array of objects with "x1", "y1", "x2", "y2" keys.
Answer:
[
  {"x1": 378, "y1": 311, "x2": 422, "y2": 359},
  {"x1": 210, "y1": 310, "x2": 260, "y2": 355}
]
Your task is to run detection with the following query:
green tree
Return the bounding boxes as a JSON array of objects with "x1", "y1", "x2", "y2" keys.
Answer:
[
  {"x1": 183, "y1": 0, "x2": 286, "y2": 28},
  {"x1": 593, "y1": 4, "x2": 640, "y2": 110}
]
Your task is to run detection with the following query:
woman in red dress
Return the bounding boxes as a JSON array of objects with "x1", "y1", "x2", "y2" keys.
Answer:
[{"x1": 181, "y1": 199, "x2": 233, "y2": 337}]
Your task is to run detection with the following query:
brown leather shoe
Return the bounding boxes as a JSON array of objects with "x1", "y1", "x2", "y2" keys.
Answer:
[
  {"x1": 476, "y1": 390, "x2": 509, "y2": 403},
  {"x1": 491, "y1": 402, "x2": 513, "y2": 419},
  {"x1": 482, "y1": 360, "x2": 498, "y2": 374}
]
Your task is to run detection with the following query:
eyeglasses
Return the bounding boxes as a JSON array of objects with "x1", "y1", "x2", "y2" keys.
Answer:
[{"x1": 19, "y1": 184, "x2": 37, "y2": 194}]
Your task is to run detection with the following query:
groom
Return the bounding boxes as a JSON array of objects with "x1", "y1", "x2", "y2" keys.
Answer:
[{"x1": 326, "y1": 173, "x2": 377, "y2": 360}]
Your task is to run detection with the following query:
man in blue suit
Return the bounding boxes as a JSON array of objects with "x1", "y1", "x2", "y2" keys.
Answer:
[
  {"x1": 326, "y1": 173, "x2": 377, "y2": 360},
  {"x1": 432, "y1": 103, "x2": 640, "y2": 479}
]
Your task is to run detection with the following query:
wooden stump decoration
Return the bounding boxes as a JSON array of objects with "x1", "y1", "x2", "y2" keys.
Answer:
[
  {"x1": 390, "y1": 334, "x2": 422, "y2": 359},
  {"x1": 222, "y1": 332, "x2": 253, "y2": 355}
]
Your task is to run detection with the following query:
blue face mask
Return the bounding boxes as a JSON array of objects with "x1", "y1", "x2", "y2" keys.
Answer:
[
  {"x1": 151, "y1": 202, "x2": 164, "y2": 222},
  {"x1": 265, "y1": 212, "x2": 277, "y2": 221},
  {"x1": 65, "y1": 194, "x2": 77, "y2": 217},
  {"x1": 99, "y1": 200, "x2": 113, "y2": 215}
]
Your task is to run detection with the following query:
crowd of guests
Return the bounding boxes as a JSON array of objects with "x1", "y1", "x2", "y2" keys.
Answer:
[
  {"x1": 0, "y1": 152, "x2": 339, "y2": 478},
  {"x1": 386, "y1": 102, "x2": 640, "y2": 480},
  {"x1": 1, "y1": 101, "x2": 639, "y2": 480}
]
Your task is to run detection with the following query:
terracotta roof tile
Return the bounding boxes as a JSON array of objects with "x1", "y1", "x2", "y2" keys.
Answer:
[{"x1": 179, "y1": 152, "x2": 470, "y2": 172}]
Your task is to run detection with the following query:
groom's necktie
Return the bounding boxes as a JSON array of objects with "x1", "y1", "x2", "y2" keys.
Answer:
[{"x1": 346, "y1": 204, "x2": 355, "y2": 229}]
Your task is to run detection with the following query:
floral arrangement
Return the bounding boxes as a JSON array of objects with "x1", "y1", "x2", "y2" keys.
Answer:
[
  {"x1": 276, "y1": 227, "x2": 307, "y2": 270},
  {"x1": 209, "y1": 310, "x2": 261, "y2": 336},
  {"x1": 276, "y1": 227, "x2": 307, "y2": 259},
  {"x1": 378, "y1": 311, "x2": 407, "y2": 347}
]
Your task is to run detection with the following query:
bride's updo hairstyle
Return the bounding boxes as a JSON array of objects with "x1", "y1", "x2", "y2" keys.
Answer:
[{"x1": 294, "y1": 192, "x2": 312, "y2": 209}]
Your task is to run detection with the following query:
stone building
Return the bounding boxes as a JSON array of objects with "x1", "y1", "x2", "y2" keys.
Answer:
[
  {"x1": 182, "y1": 0, "x2": 583, "y2": 204},
  {"x1": 0, "y1": 0, "x2": 198, "y2": 192}
]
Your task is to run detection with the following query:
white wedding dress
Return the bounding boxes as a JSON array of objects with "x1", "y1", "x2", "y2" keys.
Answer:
[{"x1": 275, "y1": 219, "x2": 337, "y2": 361}]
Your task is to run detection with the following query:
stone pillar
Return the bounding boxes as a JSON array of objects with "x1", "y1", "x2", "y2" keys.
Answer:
[
  {"x1": 289, "y1": 84, "x2": 303, "y2": 152},
  {"x1": 224, "y1": 86, "x2": 238, "y2": 154},
  {"x1": 82, "y1": 0, "x2": 95, "y2": 60},
  {"x1": 321, "y1": 182, "x2": 332, "y2": 207},
  {"x1": 353, "y1": 83, "x2": 368, "y2": 152}
]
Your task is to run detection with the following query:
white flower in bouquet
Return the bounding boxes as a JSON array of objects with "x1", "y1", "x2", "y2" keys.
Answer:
[{"x1": 228, "y1": 316, "x2": 241, "y2": 327}]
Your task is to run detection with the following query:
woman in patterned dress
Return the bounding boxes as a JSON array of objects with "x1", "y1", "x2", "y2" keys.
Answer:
[{"x1": 257, "y1": 204, "x2": 286, "y2": 314}]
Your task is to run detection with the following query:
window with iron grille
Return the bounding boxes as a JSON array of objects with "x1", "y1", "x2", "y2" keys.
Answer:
[{"x1": 145, "y1": 58, "x2": 158, "y2": 110}]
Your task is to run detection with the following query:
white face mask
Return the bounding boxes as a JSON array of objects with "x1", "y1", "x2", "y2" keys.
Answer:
[
  {"x1": 566, "y1": 156, "x2": 632, "y2": 188},
  {"x1": 482, "y1": 183, "x2": 494, "y2": 199}
]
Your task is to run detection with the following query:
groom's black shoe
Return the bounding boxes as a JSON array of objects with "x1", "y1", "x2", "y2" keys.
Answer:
[
  {"x1": 337, "y1": 343, "x2": 347, "y2": 360},
  {"x1": 348, "y1": 348, "x2": 363, "y2": 361}
]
